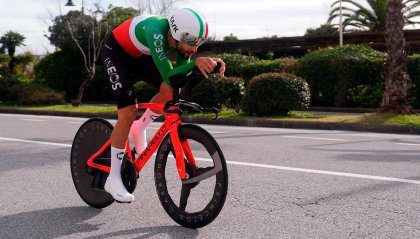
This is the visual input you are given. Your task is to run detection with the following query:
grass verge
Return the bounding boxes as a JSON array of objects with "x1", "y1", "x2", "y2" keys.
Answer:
[{"x1": 1, "y1": 105, "x2": 420, "y2": 127}]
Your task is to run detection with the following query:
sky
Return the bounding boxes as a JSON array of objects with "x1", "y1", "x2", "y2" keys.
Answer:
[{"x1": 0, "y1": 0, "x2": 334, "y2": 55}]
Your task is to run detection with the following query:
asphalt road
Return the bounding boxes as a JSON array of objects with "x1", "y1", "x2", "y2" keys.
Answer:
[{"x1": 0, "y1": 113, "x2": 419, "y2": 239}]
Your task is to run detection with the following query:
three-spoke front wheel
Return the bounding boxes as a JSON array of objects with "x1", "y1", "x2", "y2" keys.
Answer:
[{"x1": 154, "y1": 124, "x2": 228, "y2": 228}]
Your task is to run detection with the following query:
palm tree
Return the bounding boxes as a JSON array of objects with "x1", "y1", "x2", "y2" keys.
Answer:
[
  {"x1": 380, "y1": 0, "x2": 413, "y2": 113},
  {"x1": 0, "y1": 31, "x2": 25, "y2": 73},
  {"x1": 328, "y1": 0, "x2": 420, "y2": 31}
]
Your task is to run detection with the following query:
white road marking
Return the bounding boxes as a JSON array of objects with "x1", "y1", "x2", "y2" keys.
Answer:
[
  {"x1": 282, "y1": 135, "x2": 345, "y2": 141},
  {"x1": 67, "y1": 122, "x2": 83, "y2": 124},
  {"x1": 0, "y1": 137, "x2": 71, "y2": 148},
  {"x1": 20, "y1": 119, "x2": 47, "y2": 122},
  {"x1": 0, "y1": 136, "x2": 419, "y2": 185},
  {"x1": 395, "y1": 143, "x2": 420, "y2": 146}
]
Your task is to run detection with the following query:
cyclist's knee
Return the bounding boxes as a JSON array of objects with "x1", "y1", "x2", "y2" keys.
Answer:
[
  {"x1": 159, "y1": 83, "x2": 174, "y2": 101},
  {"x1": 117, "y1": 105, "x2": 137, "y2": 124}
]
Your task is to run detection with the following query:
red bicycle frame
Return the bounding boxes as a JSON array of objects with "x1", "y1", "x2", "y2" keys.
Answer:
[{"x1": 86, "y1": 103, "x2": 197, "y2": 180}]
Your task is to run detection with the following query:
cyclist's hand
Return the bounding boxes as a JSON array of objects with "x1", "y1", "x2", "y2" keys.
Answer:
[
  {"x1": 211, "y1": 58, "x2": 225, "y2": 77},
  {"x1": 196, "y1": 57, "x2": 217, "y2": 78}
]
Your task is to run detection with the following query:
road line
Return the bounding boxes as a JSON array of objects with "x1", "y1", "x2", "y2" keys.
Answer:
[
  {"x1": 194, "y1": 157, "x2": 420, "y2": 185},
  {"x1": 1, "y1": 136, "x2": 419, "y2": 185},
  {"x1": 0, "y1": 137, "x2": 71, "y2": 148},
  {"x1": 395, "y1": 143, "x2": 420, "y2": 146},
  {"x1": 20, "y1": 119, "x2": 47, "y2": 122},
  {"x1": 281, "y1": 136, "x2": 345, "y2": 141}
]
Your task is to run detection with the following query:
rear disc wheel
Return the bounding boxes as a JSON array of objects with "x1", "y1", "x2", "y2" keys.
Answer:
[{"x1": 71, "y1": 118, "x2": 115, "y2": 208}]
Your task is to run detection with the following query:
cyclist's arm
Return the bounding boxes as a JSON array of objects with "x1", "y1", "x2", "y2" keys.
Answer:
[{"x1": 145, "y1": 27, "x2": 196, "y2": 86}]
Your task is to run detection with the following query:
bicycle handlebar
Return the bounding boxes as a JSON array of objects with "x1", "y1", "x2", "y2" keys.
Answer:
[{"x1": 163, "y1": 62, "x2": 222, "y2": 119}]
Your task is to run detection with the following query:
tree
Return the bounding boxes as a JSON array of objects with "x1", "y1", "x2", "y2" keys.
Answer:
[
  {"x1": 100, "y1": 5, "x2": 138, "y2": 32},
  {"x1": 305, "y1": 24, "x2": 338, "y2": 36},
  {"x1": 47, "y1": 6, "x2": 137, "y2": 106},
  {"x1": 223, "y1": 33, "x2": 239, "y2": 41},
  {"x1": 48, "y1": 11, "x2": 95, "y2": 51},
  {"x1": 328, "y1": 0, "x2": 420, "y2": 31},
  {"x1": 380, "y1": 0, "x2": 413, "y2": 114},
  {"x1": 0, "y1": 31, "x2": 25, "y2": 74}
]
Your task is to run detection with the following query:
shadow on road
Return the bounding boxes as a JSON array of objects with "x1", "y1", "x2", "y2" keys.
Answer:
[
  {"x1": 84, "y1": 226, "x2": 199, "y2": 239},
  {"x1": 0, "y1": 206, "x2": 198, "y2": 239},
  {"x1": 0, "y1": 206, "x2": 101, "y2": 239}
]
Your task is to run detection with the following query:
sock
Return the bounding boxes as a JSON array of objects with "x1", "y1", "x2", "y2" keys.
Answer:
[
  {"x1": 110, "y1": 146, "x2": 125, "y2": 178},
  {"x1": 129, "y1": 108, "x2": 160, "y2": 154}
]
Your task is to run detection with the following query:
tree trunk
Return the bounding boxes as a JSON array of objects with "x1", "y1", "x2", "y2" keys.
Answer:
[
  {"x1": 380, "y1": 0, "x2": 413, "y2": 114},
  {"x1": 72, "y1": 68, "x2": 95, "y2": 107}
]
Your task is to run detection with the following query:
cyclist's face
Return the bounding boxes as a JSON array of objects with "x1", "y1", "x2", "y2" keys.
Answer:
[{"x1": 176, "y1": 41, "x2": 198, "y2": 59}]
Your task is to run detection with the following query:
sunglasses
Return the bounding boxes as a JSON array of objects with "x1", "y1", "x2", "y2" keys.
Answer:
[{"x1": 180, "y1": 32, "x2": 207, "y2": 46}]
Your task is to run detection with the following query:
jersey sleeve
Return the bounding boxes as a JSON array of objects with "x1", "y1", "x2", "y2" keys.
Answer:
[{"x1": 144, "y1": 27, "x2": 197, "y2": 86}]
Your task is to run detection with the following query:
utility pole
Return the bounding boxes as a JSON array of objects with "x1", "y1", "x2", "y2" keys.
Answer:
[{"x1": 339, "y1": 0, "x2": 343, "y2": 46}]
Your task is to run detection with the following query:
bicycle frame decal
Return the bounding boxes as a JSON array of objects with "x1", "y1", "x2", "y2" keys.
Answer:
[{"x1": 86, "y1": 103, "x2": 189, "y2": 180}]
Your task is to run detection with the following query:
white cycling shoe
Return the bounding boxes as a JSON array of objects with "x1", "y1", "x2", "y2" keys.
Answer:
[{"x1": 104, "y1": 175, "x2": 134, "y2": 203}]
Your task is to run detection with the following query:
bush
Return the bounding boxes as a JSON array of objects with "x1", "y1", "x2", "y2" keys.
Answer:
[
  {"x1": 408, "y1": 54, "x2": 420, "y2": 108},
  {"x1": 346, "y1": 83, "x2": 383, "y2": 108},
  {"x1": 0, "y1": 78, "x2": 20, "y2": 103},
  {"x1": 295, "y1": 45, "x2": 386, "y2": 107},
  {"x1": 9, "y1": 83, "x2": 65, "y2": 105},
  {"x1": 214, "y1": 76, "x2": 245, "y2": 112},
  {"x1": 214, "y1": 53, "x2": 258, "y2": 77},
  {"x1": 190, "y1": 77, "x2": 219, "y2": 108},
  {"x1": 34, "y1": 50, "x2": 85, "y2": 101},
  {"x1": 132, "y1": 81, "x2": 159, "y2": 103},
  {"x1": 242, "y1": 73, "x2": 311, "y2": 116},
  {"x1": 239, "y1": 58, "x2": 298, "y2": 82}
]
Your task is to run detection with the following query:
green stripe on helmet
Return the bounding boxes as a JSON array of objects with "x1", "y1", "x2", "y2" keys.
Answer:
[{"x1": 186, "y1": 8, "x2": 204, "y2": 38}]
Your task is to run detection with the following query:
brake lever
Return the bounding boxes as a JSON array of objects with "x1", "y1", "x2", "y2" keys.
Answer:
[{"x1": 202, "y1": 107, "x2": 219, "y2": 119}]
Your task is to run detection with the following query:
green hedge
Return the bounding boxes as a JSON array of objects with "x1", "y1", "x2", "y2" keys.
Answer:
[
  {"x1": 188, "y1": 75, "x2": 245, "y2": 110},
  {"x1": 214, "y1": 76, "x2": 245, "y2": 112},
  {"x1": 408, "y1": 54, "x2": 420, "y2": 108},
  {"x1": 214, "y1": 53, "x2": 258, "y2": 77},
  {"x1": 214, "y1": 53, "x2": 297, "y2": 83},
  {"x1": 295, "y1": 45, "x2": 386, "y2": 107},
  {"x1": 133, "y1": 81, "x2": 159, "y2": 103},
  {"x1": 242, "y1": 73, "x2": 310, "y2": 116},
  {"x1": 239, "y1": 58, "x2": 297, "y2": 82}
]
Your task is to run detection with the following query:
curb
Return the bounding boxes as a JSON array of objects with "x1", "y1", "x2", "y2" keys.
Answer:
[{"x1": 1, "y1": 108, "x2": 419, "y2": 135}]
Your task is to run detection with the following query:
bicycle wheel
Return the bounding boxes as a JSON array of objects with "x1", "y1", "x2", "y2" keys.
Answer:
[
  {"x1": 154, "y1": 124, "x2": 228, "y2": 228},
  {"x1": 71, "y1": 118, "x2": 115, "y2": 208}
]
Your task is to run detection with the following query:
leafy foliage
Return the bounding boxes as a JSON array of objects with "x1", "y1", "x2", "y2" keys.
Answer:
[
  {"x1": 214, "y1": 76, "x2": 245, "y2": 112},
  {"x1": 223, "y1": 33, "x2": 239, "y2": 41},
  {"x1": 34, "y1": 50, "x2": 85, "y2": 101},
  {"x1": 328, "y1": 0, "x2": 420, "y2": 31},
  {"x1": 295, "y1": 45, "x2": 386, "y2": 107},
  {"x1": 48, "y1": 11, "x2": 96, "y2": 51},
  {"x1": 305, "y1": 24, "x2": 338, "y2": 36},
  {"x1": 133, "y1": 81, "x2": 159, "y2": 103},
  {"x1": 242, "y1": 73, "x2": 311, "y2": 116}
]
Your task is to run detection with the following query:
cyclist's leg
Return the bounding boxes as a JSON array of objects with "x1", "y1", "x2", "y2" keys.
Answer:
[
  {"x1": 101, "y1": 33, "x2": 136, "y2": 202},
  {"x1": 129, "y1": 56, "x2": 173, "y2": 154}
]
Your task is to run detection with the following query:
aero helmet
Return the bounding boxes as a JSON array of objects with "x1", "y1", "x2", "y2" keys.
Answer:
[{"x1": 168, "y1": 8, "x2": 209, "y2": 46}]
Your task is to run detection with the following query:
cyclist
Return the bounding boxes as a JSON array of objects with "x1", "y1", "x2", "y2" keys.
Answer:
[{"x1": 100, "y1": 8, "x2": 225, "y2": 202}]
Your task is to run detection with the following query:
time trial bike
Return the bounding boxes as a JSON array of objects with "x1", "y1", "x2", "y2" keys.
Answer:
[{"x1": 70, "y1": 65, "x2": 228, "y2": 228}]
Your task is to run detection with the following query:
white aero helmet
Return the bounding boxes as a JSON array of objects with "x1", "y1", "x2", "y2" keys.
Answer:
[{"x1": 168, "y1": 8, "x2": 209, "y2": 46}]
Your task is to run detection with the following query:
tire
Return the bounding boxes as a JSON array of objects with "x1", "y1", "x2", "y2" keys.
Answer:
[
  {"x1": 70, "y1": 118, "x2": 115, "y2": 208},
  {"x1": 154, "y1": 124, "x2": 228, "y2": 228}
]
